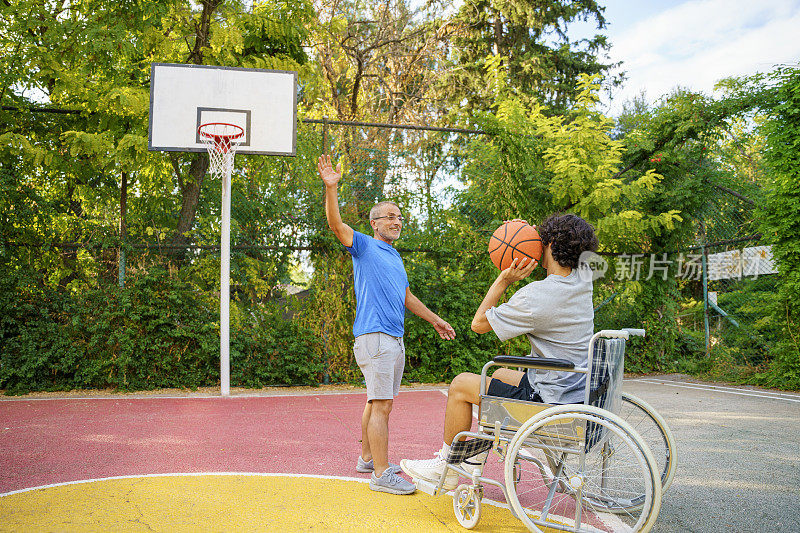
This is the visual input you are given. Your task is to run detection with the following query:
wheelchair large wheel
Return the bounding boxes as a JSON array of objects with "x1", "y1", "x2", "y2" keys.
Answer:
[
  {"x1": 620, "y1": 393, "x2": 676, "y2": 493},
  {"x1": 504, "y1": 405, "x2": 661, "y2": 532}
]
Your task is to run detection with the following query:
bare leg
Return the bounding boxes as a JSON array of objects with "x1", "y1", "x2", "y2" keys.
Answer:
[
  {"x1": 443, "y1": 373, "x2": 483, "y2": 445},
  {"x1": 360, "y1": 401, "x2": 372, "y2": 461},
  {"x1": 491, "y1": 367, "x2": 525, "y2": 386},
  {"x1": 367, "y1": 398, "x2": 393, "y2": 475}
]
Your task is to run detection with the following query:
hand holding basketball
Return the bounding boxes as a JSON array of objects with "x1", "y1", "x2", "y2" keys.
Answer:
[
  {"x1": 317, "y1": 155, "x2": 342, "y2": 188},
  {"x1": 499, "y1": 256, "x2": 537, "y2": 283},
  {"x1": 488, "y1": 220, "x2": 543, "y2": 271}
]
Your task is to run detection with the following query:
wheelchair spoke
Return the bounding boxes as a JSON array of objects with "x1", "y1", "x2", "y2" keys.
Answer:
[{"x1": 505, "y1": 410, "x2": 660, "y2": 532}]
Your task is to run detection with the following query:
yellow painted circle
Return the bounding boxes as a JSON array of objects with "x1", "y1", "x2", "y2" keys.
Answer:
[{"x1": 0, "y1": 474, "x2": 529, "y2": 532}]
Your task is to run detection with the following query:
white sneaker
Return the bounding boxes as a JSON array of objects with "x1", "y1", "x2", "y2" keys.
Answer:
[{"x1": 401, "y1": 451, "x2": 458, "y2": 490}]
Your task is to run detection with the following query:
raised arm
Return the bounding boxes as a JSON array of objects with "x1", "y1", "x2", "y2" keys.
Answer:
[
  {"x1": 318, "y1": 155, "x2": 354, "y2": 248},
  {"x1": 471, "y1": 257, "x2": 536, "y2": 333},
  {"x1": 406, "y1": 287, "x2": 456, "y2": 340}
]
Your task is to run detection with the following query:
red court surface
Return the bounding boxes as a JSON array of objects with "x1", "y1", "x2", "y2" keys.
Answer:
[{"x1": 1, "y1": 389, "x2": 453, "y2": 495}]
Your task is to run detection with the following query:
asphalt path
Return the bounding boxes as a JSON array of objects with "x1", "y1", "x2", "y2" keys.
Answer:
[{"x1": 623, "y1": 375, "x2": 800, "y2": 533}]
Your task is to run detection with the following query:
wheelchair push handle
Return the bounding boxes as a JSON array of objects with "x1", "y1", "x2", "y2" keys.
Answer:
[
  {"x1": 623, "y1": 328, "x2": 646, "y2": 337},
  {"x1": 596, "y1": 328, "x2": 646, "y2": 340}
]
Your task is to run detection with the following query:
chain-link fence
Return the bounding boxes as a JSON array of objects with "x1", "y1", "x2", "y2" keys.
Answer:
[
  {"x1": 696, "y1": 189, "x2": 778, "y2": 365},
  {"x1": 0, "y1": 117, "x2": 783, "y2": 390}
]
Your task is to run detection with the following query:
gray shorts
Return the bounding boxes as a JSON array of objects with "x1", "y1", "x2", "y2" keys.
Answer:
[{"x1": 353, "y1": 332, "x2": 405, "y2": 401}]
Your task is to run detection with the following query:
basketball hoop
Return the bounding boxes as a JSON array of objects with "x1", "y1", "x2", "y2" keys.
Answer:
[
  {"x1": 150, "y1": 64, "x2": 298, "y2": 398},
  {"x1": 198, "y1": 122, "x2": 245, "y2": 177}
]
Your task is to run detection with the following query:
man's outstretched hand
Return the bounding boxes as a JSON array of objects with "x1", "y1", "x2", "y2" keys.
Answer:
[
  {"x1": 434, "y1": 319, "x2": 456, "y2": 340},
  {"x1": 317, "y1": 155, "x2": 342, "y2": 188}
]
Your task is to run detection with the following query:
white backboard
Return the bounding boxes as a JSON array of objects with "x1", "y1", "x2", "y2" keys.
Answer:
[{"x1": 148, "y1": 63, "x2": 297, "y2": 156}]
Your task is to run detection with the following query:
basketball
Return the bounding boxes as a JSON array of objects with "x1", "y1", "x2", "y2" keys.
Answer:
[{"x1": 488, "y1": 220, "x2": 543, "y2": 271}]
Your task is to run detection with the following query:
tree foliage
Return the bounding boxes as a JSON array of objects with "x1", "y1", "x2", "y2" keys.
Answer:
[
  {"x1": 752, "y1": 65, "x2": 800, "y2": 388},
  {"x1": 441, "y1": 0, "x2": 620, "y2": 117},
  {"x1": 2, "y1": 1, "x2": 798, "y2": 392}
]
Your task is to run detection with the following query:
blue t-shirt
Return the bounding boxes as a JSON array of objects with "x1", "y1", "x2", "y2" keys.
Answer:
[{"x1": 346, "y1": 230, "x2": 409, "y2": 338}]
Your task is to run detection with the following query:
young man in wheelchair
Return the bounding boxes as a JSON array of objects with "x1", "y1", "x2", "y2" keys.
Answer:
[{"x1": 401, "y1": 213, "x2": 599, "y2": 489}]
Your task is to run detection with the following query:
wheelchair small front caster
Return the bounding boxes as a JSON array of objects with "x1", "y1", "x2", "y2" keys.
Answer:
[{"x1": 453, "y1": 483, "x2": 482, "y2": 529}]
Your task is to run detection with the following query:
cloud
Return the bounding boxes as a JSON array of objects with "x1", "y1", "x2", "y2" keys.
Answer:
[{"x1": 604, "y1": 0, "x2": 800, "y2": 114}]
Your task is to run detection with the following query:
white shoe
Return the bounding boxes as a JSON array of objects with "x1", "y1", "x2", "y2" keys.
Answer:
[{"x1": 401, "y1": 451, "x2": 458, "y2": 490}]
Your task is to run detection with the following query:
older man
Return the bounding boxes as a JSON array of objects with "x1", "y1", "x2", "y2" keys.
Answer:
[{"x1": 317, "y1": 155, "x2": 456, "y2": 495}]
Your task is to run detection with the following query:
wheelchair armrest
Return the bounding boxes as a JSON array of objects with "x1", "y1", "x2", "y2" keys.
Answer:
[
  {"x1": 492, "y1": 355, "x2": 575, "y2": 371},
  {"x1": 596, "y1": 328, "x2": 646, "y2": 340}
]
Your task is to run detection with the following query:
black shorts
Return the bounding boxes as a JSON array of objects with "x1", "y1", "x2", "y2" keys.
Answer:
[{"x1": 486, "y1": 374, "x2": 544, "y2": 403}]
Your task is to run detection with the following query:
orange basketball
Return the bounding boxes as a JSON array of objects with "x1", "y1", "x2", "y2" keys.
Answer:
[{"x1": 488, "y1": 221, "x2": 542, "y2": 270}]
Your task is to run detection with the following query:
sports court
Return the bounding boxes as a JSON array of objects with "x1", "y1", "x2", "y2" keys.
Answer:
[
  {"x1": 1, "y1": 380, "x2": 669, "y2": 533},
  {"x1": 4, "y1": 5, "x2": 799, "y2": 532},
  {"x1": 0, "y1": 388, "x2": 531, "y2": 532},
  {"x1": 3, "y1": 378, "x2": 800, "y2": 532}
]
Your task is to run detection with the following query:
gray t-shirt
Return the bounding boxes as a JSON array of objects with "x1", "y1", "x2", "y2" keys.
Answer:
[{"x1": 485, "y1": 270, "x2": 594, "y2": 404}]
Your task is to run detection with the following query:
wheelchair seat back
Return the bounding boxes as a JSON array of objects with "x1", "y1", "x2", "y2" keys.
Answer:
[
  {"x1": 588, "y1": 337, "x2": 626, "y2": 413},
  {"x1": 477, "y1": 336, "x2": 628, "y2": 449},
  {"x1": 585, "y1": 337, "x2": 626, "y2": 449}
]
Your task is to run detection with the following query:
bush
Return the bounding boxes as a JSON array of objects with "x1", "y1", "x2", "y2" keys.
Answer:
[
  {"x1": 402, "y1": 252, "x2": 525, "y2": 382},
  {"x1": 1, "y1": 267, "x2": 219, "y2": 393},
  {"x1": 0, "y1": 268, "x2": 84, "y2": 393},
  {"x1": 232, "y1": 306, "x2": 324, "y2": 387},
  {"x1": 0, "y1": 264, "x2": 329, "y2": 394}
]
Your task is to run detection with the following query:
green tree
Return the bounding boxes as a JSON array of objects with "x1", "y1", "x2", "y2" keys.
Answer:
[
  {"x1": 440, "y1": 0, "x2": 620, "y2": 118},
  {"x1": 753, "y1": 65, "x2": 800, "y2": 388},
  {"x1": 306, "y1": 0, "x2": 453, "y2": 223},
  {"x1": 606, "y1": 89, "x2": 762, "y2": 368},
  {"x1": 1, "y1": 0, "x2": 313, "y2": 267},
  {"x1": 464, "y1": 73, "x2": 677, "y2": 243}
]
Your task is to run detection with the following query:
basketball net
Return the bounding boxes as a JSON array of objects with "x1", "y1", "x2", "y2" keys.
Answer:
[{"x1": 198, "y1": 123, "x2": 244, "y2": 179}]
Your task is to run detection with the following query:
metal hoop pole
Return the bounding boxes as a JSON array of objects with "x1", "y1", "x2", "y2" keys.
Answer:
[{"x1": 220, "y1": 158, "x2": 231, "y2": 397}]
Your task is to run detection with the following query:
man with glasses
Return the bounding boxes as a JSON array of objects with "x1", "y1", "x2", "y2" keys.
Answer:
[{"x1": 318, "y1": 154, "x2": 456, "y2": 495}]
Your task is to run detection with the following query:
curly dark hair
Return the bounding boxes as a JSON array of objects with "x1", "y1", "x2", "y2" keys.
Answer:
[{"x1": 537, "y1": 214, "x2": 599, "y2": 269}]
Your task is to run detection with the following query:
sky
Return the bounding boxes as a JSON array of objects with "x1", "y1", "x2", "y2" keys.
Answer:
[{"x1": 569, "y1": 0, "x2": 800, "y2": 116}]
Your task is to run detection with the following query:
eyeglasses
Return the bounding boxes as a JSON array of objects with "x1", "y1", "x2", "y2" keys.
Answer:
[{"x1": 372, "y1": 215, "x2": 404, "y2": 222}]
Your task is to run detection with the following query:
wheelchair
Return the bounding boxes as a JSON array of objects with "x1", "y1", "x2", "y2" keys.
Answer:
[{"x1": 412, "y1": 329, "x2": 676, "y2": 532}]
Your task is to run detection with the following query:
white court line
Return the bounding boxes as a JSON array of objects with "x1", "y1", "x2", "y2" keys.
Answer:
[
  {"x1": 0, "y1": 471, "x2": 506, "y2": 513},
  {"x1": 0, "y1": 388, "x2": 447, "y2": 402},
  {"x1": 628, "y1": 378, "x2": 800, "y2": 403},
  {"x1": 0, "y1": 472, "x2": 368, "y2": 497},
  {"x1": 631, "y1": 378, "x2": 800, "y2": 398}
]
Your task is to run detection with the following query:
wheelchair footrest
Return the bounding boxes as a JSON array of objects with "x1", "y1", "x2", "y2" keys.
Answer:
[
  {"x1": 447, "y1": 439, "x2": 493, "y2": 465},
  {"x1": 413, "y1": 478, "x2": 440, "y2": 496}
]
